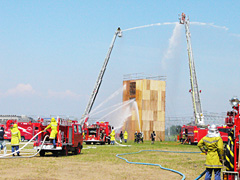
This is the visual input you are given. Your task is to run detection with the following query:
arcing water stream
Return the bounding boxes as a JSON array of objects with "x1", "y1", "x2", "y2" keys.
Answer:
[
  {"x1": 122, "y1": 21, "x2": 228, "y2": 32},
  {"x1": 89, "y1": 98, "x2": 138, "y2": 132},
  {"x1": 133, "y1": 101, "x2": 141, "y2": 131},
  {"x1": 90, "y1": 85, "x2": 126, "y2": 115},
  {"x1": 122, "y1": 22, "x2": 178, "y2": 32},
  {"x1": 88, "y1": 20, "x2": 228, "y2": 132}
]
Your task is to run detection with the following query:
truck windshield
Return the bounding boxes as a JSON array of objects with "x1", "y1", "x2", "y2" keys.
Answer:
[
  {"x1": 78, "y1": 125, "x2": 82, "y2": 133},
  {"x1": 218, "y1": 128, "x2": 229, "y2": 134}
]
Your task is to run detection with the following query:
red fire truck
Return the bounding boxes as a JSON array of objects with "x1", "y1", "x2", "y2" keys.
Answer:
[
  {"x1": 84, "y1": 121, "x2": 112, "y2": 145},
  {"x1": 179, "y1": 124, "x2": 231, "y2": 144},
  {"x1": 179, "y1": 125, "x2": 208, "y2": 144},
  {"x1": 222, "y1": 97, "x2": 240, "y2": 179},
  {"x1": 33, "y1": 118, "x2": 83, "y2": 156},
  {"x1": 3, "y1": 120, "x2": 38, "y2": 142}
]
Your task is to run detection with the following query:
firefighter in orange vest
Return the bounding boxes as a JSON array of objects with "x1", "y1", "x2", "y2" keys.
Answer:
[
  {"x1": 197, "y1": 125, "x2": 223, "y2": 180},
  {"x1": 44, "y1": 117, "x2": 58, "y2": 148}
]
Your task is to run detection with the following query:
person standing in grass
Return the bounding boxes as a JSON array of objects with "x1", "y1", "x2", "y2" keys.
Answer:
[
  {"x1": 119, "y1": 131, "x2": 123, "y2": 143},
  {"x1": 124, "y1": 131, "x2": 128, "y2": 143},
  {"x1": 134, "y1": 131, "x2": 138, "y2": 143},
  {"x1": 197, "y1": 125, "x2": 223, "y2": 180},
  {"x1": 137, "y1": 132, "x2": 142, "y2": 143},
  {"x1": 11, "y1": 124, "x2": 21, "y2": 156},
  {"x1": 140, "y1": 131, "x2": 144, "y2": 143},
  {"x1": 151, "y1": 131, "x2": 156, "y2": 144},
  {"x1": 0, "y1": 126, "x2": 6, "y2": 154},
  {"x1": 110, "y1": 129, "x2": 115, "y2": 145}
]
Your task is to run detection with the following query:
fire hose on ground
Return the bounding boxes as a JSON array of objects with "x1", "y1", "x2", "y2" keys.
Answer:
[
  {"x1": 115, "y1": 140, "x2": 131, "y2": 147},
  {"x1": 116, "y1": 149, "x2": 207, "y2": 180},
  {"x1": 0, "y1": 131, "x2": 48, "y2": 159}
]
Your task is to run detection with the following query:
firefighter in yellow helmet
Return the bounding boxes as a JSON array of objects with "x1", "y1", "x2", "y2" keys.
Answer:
[
  {"x1": 11, "y1": 123, "x2": 21, "y2": 156},
  {"x1": 197, "y1": 125, "x2": 223, "y2": 180},
  {"x1": 44, "y1": 117, "x2": 58, "y2": 148},
  {"x1": 124, "y1": 131, "x2": 128, "y2": 143},
  {"x1": 110, "y1": 129, "x2": 115, "y2": 145}
]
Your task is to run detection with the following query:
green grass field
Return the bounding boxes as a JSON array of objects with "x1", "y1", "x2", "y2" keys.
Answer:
[{"x1": 0, "y1": 140, "x2": 220, "y2": 180}]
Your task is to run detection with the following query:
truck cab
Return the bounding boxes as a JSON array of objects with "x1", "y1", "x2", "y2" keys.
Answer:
[
  {"x1": 34, "y1": 118, "x2": 83, "y2": 156},
  {"x1": 84, "y1": 121, "x2": 111, "y2": 145}
]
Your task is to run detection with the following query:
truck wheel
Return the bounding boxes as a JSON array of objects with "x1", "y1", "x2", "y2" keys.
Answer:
[
  {"x1": 39, "y1": 150, "x2": 45, "y2": 157},
  {"x1": 61, "y1": 148, "x2": 68, "y2": 156},
  {"x1": 74, "y1": 145, "x2": 81, "y2": 155},
  {"x1": 53, "y1": 151, "x2": 59, "y2": 157},
  {"x1": 21, "y1": 136, "x2": 25, "y2": 142}
]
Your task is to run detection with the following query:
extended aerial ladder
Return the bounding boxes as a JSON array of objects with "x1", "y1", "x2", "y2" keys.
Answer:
[
  {"x1": 80, "y1": 27, "x2": 122, "y2": 126},
  {"x1": 180, "y1": 13, "x2": 204, "y2": 125}
]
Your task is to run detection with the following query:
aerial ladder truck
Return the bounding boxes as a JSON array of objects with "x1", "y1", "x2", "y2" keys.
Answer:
[
  {"x1": 80, "y1": 27, "x2": 122, "y2": 143},
  {"x1": 180, "y1": 13, "x2": 204, "y2": 126},
  {"x1": 178, "y1": 13, "x2": 232, "y2": 145},
  {"x1": 178, "y1": 13, "x2": 207, "y2": 144}
]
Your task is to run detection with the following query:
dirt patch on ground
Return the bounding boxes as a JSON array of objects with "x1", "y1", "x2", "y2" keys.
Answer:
[
  {"x1": 0, "y1": 156, "x2": 180, "y2": 180},
  {"x1": 0, "y1": 141, "x2": 207, "y2": 180}
]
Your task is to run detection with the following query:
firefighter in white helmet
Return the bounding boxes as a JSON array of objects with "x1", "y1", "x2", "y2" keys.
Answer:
[
  {"x1": 44, "y1": 117, "x2": 58, "y2": 148},
  {"x1": 197, "y1": 124, "x2": 223, "y2": 180}
]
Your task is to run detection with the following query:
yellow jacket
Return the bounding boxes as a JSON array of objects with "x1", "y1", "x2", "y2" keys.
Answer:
[
  {"x1": 11, "y1": 124, "x2": 21, "y2": 145},
  {"x1": 197, "y1": 136, "x2": 223, "y2": 168},
  {"x1": 45, "y1": 118, "x2": 58, "y2": 139},
  {"x1": 124, "y1": 131, "x2": 128, "y2": 139},
  {"x1": 110, "y1": 130, "x2": 115, "y2": 141}
]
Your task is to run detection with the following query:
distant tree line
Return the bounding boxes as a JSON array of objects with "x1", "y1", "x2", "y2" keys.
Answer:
[{"x1": 165, "y1": 125, "x2": 182, "y2": 136}]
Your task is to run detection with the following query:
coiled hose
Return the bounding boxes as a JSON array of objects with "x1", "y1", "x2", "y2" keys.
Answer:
[
  {"x1": 116, "y1": 149, "x2": 206, "y2": 180},
  {"x1": 0, "y1": 131, "x2": 48, "y2": 159}
]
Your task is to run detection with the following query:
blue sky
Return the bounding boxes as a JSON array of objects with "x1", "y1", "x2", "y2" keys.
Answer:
[{"x1": 0, "y1": 1, "x2": 239, "y2": 120}]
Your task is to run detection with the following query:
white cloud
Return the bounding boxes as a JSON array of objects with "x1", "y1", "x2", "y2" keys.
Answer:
[
  {"x1": 48, "y1": 90, "x2": 81, "y2": 99},
  {"x1": 5, "y1": 83, "x2": 36, "y2": 96}
]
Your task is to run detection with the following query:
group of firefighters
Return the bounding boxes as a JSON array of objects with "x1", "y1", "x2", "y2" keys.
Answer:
[
  {"x1": 0, "y1": 116, "x2": 224, "y2": 180},
  {"x1": 134, "y1": 131, "x2": 144, "y2": 143},
  {"x1": 109, "y1": 130, "x2": 128, "y2": 145},
  {"x1": 0, "y1": 117, "x2": 58, "y2": 156}
]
